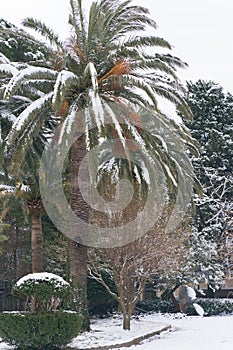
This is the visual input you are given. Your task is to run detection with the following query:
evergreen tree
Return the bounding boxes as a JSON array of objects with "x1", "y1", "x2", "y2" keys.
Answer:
[
  {"x1": 0, "y1": 18, "x2": 52, "y2": 65},
  {"x1": 185, "y1": 80, "x2": 233, "y2": 282}
]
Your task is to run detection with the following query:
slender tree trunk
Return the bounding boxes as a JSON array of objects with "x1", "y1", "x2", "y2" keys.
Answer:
[
  {"x1": 120, "y1": 302, "x2": 132, "y2": 330},
  {"x1": 69, "y1": 133, "x2": 90, "y2": 330},
  {"x1": 28, "y1": 204, "x2": 43, "y2": 273},
  {"x1": 123, "y1": 314, "x2": 131, "y2": 331}
]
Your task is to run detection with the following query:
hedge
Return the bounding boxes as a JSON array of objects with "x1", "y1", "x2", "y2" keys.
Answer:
[
  {"x1": 0, "y1": 311, "x2": 83, "y2": 349},
  {"x1": 197, "y1": 298, "x2": 233, "y2": 316},
  {"x1": 136, "y1": 297, "x2": 174, "y2": 314}
]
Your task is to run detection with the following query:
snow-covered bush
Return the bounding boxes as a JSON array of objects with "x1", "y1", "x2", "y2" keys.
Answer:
[
  {"x1": 197, "y1": 298, "x2": 233, "y2": 316},
  {"x1": 12, "y1": 272, "x2": 72, "y2": 312},
  {"x1": 0, "y1": 311, "x2": 83, "y2": 349},
  {"x1": 0, "y1": 273, "x2": 83, "y2": 349}
]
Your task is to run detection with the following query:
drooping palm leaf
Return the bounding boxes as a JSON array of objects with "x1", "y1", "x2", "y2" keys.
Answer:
[{"x1": 22, "y1": 18, "x2": 63, "y2": 50}]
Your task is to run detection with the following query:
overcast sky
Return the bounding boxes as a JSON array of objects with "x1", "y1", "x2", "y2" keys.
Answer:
[{"x1": 2, "y1": 0, "x2": 233, "y2": 94}]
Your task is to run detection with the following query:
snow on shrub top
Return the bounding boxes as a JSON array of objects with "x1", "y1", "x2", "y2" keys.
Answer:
[
  {"x1": 13, "y1": 272, "x2": 71, "y2": 312},
  {"x1": 15, "y1": 272, "x2": 70, "y2": 289}
]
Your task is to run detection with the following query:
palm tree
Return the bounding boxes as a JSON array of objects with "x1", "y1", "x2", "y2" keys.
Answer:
[
  {"x1": 0, "y1": 153, "x2": 47, "y2": 273},
  {"x1": 0, "y1": 53, "x2": 56, "y2": 274},
  {"x1": 1, "y1": 0, "x2": 199, "y2": 329}
]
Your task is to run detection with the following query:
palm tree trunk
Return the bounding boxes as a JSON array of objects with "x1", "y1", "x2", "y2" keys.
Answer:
[
  {"x1": 69, "y1": 134, "x2": 90, "y2": 330},
  {"x1": 28, "y1": 204, "x2": 43, "y2": 273}
]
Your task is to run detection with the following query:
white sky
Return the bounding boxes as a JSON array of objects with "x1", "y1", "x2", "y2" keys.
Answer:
[{"x1": 1, "y1": 0, "x2": 233, "y2": 94}]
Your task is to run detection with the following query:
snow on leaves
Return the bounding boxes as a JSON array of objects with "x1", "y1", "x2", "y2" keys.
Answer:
[
  {"x1": 0, "y1": 63, "x2": 18, "y2": 76},
  {"x1": 0, "y1": 52, "x2": 10, "y2": 64},
  {"x1": 3, "y1": 66, "x2": 57, "y2": 100},
  {"x1": 52, "y1": 70, "x2": 78, "y2": 111},
  {"x1": 84, "y1": 62, "x2": 98, "y2": 92}
]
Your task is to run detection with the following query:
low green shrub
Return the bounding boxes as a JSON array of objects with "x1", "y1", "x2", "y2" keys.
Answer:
[
  {"x1": 0, "y1": 311, "x2": 83, "y2": 349},
  {"x1": 136, "y1": 297, "x2": 174, "y2": 314},
  {"x1": 136, "y1": 297, "x2": 233, "y2": 316},
  {"x1": 197, "y1": 298, "x2": 233, "y2": 316}
]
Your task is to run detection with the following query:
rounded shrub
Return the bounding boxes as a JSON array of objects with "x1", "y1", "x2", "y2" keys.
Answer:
[
  {"x1": 12, "y1": 272, "x2": 71, "y2": 312},
  {"x1": 0, "y1": 311, "x2": 83, "y2": 349},
  {"x1": 0, "y1": 273, "x2": 83, "y2": 349}
]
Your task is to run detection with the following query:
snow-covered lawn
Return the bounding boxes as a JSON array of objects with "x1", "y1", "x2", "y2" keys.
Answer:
[
  {"x1": 1, "y1": 312, "x2": 233, "y2": 349},
  {"x1": 121, "y1": 313, "x2": 233, "y2": 350},
  {"x1": 68, "y1": 312, "x2": 233, "y2": 349},
  {"x1": 68, "y1": 314, "x2": 169, "y2": 348}
]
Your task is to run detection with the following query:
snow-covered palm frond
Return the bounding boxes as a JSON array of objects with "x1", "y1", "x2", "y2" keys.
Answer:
[
  {"x1": 57, "y1": 103, "x2": 78, "y2": 147},
  {"x1": 89, "y1": 98, "x2": 178, "y2": 194},
  {"x1": 52, "y1": 70, "x2": 79, "y2": 111},
  {"x1": 20, "y1": 79, "x2": 55, "y2": 98},
  {"x1": 57, "y1": 88, "x2": 105, "y2": 151},
  {"x1": 86, "y1": 0, "x2": 158, "y2": 62},
  {"x1": 0, "y1": 53, "x2": 10, "y2": 64},
  {"x1": 141, "y1": 108, "x2": 201, "y2": 197},
  {"x1": 22, "y1": 18, "x2": 63, "y2": 49},
  {"x1": 5, "y1": 92, "x2": 53, "y2": 163},
  {"x1": 84, "y1": 62, "x2": 98, "y2": 92},
  {"x1": 175, "y1": 122, "x2": 199, "y2": 157},
  {"x1": 6, "y1": 92, "x2": 53, "y2": 136},
  {"x1": 0, "y1": 63, "x2": 18, "y2": 77},
  {"x1": 4, "y1": 67, "x2": 57, "y2": 100},
  {"x1": 0, "y1": 183, "x2": 31, "y2": 198},
  {"x1": 1, "y1": 95, "x2": 30, "y2": 121},
  {"x1": 147, "y1": 81, "x2": 192, "y2": 120},
  {"x1": 0, "y1": 184, "x2": 15, "y2": 196}
]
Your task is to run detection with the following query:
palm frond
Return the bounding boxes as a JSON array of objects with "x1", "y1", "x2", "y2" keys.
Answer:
[
  {"x1": 119, "y1": 75, "x2": 159, "y2": 109},
  {"x1": 0, "y1": 184, "x2": 15, "y2": 196},
  {"x1": 5, "y1": 92, "x2": 53, "y2": 163},
  {"x1": 69, "y1": 0, "x2": 87, "y2": 48},
  {"x1": 22, "y1": 17, "x2": 63, "y2": 49},
  {"x1": 153, "y1": 53, "x2": 188, "y2": 70},
  {"x1": 103, "y1": 0, "x2": 157, "y2": 35},
  {"x1": 0, "y1": 53, "x2": 10, "y2": 64},
  {"x1": 98, "y1": 59, "x2": 132, "y2": 85},
  {"x1": 134, "y1": 60, "x2": 179, "y2": 81},
  {"x1": 0, "y1": 63, "x2": 18, "y2": 77},
  {"x1": 3, "y1": 66, "x2": 57, "y2": 100},
  {"x1": 84, "y1": 62, "x2": 98, "y2": 91},
  {"x1": 52, "y1": 70, "x2": 79, "y2": 111},
  {"x1": 123, "y1": 36, "x2": 172, "y2": 50}
]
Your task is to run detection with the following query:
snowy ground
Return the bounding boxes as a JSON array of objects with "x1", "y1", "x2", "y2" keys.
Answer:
[
  {"x1": 68, "y1": 312, "x2": 233, "y2": 350},
  {"x1": 1, "y1": 313, "x2": 233, "y2": 349},
  {"x1": 121, "y1": 313, "x2": 233, "y2": 350},
  {"x1": 68, "y1": 314, "x2": 169, "y2": 348}
]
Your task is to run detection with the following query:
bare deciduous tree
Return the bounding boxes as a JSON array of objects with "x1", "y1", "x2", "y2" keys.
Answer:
[{"x1": 88, "y1": 210, "x2": 189, "y2": 330}]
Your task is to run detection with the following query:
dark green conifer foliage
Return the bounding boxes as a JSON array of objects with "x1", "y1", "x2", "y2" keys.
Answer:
[{"x1": 185, "y1": 80, "x2": 233, "y2": 276}]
